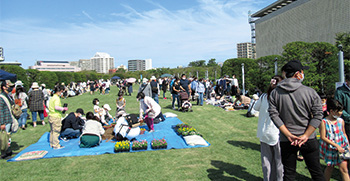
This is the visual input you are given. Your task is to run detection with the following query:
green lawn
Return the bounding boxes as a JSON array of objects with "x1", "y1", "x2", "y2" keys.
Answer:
[{"x1": 0, "y1": 85, "x2": 341, "y2": 180}]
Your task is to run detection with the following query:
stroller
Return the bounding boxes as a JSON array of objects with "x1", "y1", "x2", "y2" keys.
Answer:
[{"x1": 179, "y1": 91, "x2": 193, "y2": 112}]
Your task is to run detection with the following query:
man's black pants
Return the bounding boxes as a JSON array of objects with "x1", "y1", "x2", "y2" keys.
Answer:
[{"x1": 280, "y1": 139, "x2": 325, "y2": 181}]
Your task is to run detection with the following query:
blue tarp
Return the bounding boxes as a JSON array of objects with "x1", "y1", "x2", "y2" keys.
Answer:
[
  {"x1": 0, "y1": 69, "x2": 17, "y2": 82},
  {"x1": 8, "y1": 117, "x2": 210, "y2": 162}
]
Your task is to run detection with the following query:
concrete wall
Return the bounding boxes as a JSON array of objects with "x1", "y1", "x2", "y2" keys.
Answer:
[{"x1": 254, "y1": 0, "x2": 350, "y2": 58}]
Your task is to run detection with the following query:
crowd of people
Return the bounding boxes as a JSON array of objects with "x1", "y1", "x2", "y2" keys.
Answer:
[{"x1": 2, "y1": 59, "x2": 350, "y2": 180}]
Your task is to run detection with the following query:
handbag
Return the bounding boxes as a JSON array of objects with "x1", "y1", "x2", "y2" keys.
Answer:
[
  {"x1": 0, "y1": 130, "x2": 9, "y2": 151},
  {"x1": 0, "y1": 95, "x2": 19, "y2": 133},
  {"x1": 339, "y1": 148, "x2": 350, "y2": 160}
]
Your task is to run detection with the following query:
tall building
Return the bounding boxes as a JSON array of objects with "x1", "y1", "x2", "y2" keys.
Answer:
[
  {"x1": 145, "y1": 59, "x2": 152, "y2": 70},
  {"x1": 29, "y1": 61, "x2": 81, "y2": 72},
  {"x1": 237, "y1": 42, "x2": 256, "y2": 59},
  {"x1": 128, "y1": 60, "x2": 146, "y2": 72},
  {"x1": 252, "y1": 0, "x2": 350, "y2": 58},
  {"x1": 0, "y1": 47, "x2": 4, "y2": 62},
  {"x1": 78, "y1": 59, "x2": 92, "y2": 71},
  {"x1": 90, "y1": 52, "x2": 115, "y2": 74}
]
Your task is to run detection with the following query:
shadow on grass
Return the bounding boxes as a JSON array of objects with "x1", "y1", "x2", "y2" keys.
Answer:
[
  {"x1": 10, "y1": 142, "x2": 24, "y2": 152},
  {"x1": 227, "y1": 140, "x2": 260, "y2": 152},
  {"x1": 207, "y1": 160, "x2": 262, "y2": 180}
]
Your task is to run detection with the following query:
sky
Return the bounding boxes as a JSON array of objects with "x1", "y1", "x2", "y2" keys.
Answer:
[{"x1": 0, "y1": 0, "x2": 276, "y2": 69}]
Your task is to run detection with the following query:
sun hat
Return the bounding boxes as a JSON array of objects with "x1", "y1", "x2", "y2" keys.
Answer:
[
  {"x1": 142, "y1": 78, "x2": 148, "y2": 83},
  {"x1": 103, "y1": 104, "x2": 111, "y2": 111},
  {"x1": 5, "y1": 80, "x2": 14, "y2": 86},
  {"x1": 15, "y1": 80, "x2": 23, "y2": 86},
  {"x1": 150, "y1": 76, "x2": 156, "y2": 80},
  {"x1": 31, "y1": 82, "x2": 39, "y2": 89}
]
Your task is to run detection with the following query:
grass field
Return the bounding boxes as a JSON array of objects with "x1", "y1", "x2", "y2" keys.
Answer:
[{"x1": 0, "y1": 85, "x2": 342, "y2": 180}]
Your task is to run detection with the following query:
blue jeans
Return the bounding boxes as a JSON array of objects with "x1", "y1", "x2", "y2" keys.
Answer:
[
  {"x1": 197, "y1": 92, "x2": 204, "y2": 105},
  {"x1": 172, "y1": 93, "x2": 180, "y2": 109},
  {"x1": 152, "y1": 93, "x2": 159, "y2": 104},
  {"x1": 60, "y1": 128, "x2": 81, "y2": 139},
  {"x1": 31, "y1": 111, "x2": 44, "y2": 122},
  {"x1": 19, "y1": 109, "x2": 28, "y2": 127},
  {"x1": 163, "y1": 91, "x2": 166, "y2": 98}
]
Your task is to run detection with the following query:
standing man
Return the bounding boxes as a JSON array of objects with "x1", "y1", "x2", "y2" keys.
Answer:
[
  {"x1": 180, "y1": 74, "x2": 191, "y2": 98},
  {"x1": 150, "y1": 76, "x2": 160, "y2": 104},
  {"x1": 268, "y1": 60, "x2": 325, "y2": 181},
  {"x1": 335, "y1": 74, "x2": 350, "y2": 140},
  {"x1": 48, "y1": 85, "x2": 68, "y2": 149},
  {"x1": 0, "y1": 80, "x2": 15, "y2": 159},
  {"x1": 219, "y1": 75, "x2": 227, "y2": 96}
]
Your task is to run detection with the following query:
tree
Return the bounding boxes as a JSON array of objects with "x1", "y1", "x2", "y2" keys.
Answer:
[
  {"x1": 252, "y1": 55, "x2": 284, "y2": 92},
  {"x1": 282, "y1": 41, "x2": 338, "y2": 95},
  {"x1": 207, "y1": 59, "x2": 217, "y2": 67},
  {"x1": 188, "y1": 60, "x2": 206, "y2": 67},
  {"x1": 221, "y1": 58, "x2": 258, "y2": 94},
  {"x1": 335, "y1": 32, "x2": 350, "y2": 60}
]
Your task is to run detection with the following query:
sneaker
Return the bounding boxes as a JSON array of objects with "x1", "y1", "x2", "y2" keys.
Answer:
[
  {"x1": 42, "y1": 121, "x2": 45, "y2": 126},
  {"x1": 1, "y1": 151, "x2": 13, "y2": 159},
  {"x1": 164, "y1": 97, "x2": 167, "y2": 99},
  {"x1": 53, "y1": 146, "x2": 65, "y2": 149},
  {"x1": 60, "y1": 137, "x2": 69, "y2": 142},
  {"x1": 149, "y1": 130, "x2": 155, "y2": 133}
]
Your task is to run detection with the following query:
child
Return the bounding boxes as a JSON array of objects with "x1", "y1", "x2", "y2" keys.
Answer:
[
  {"x1": 319, "y1": 98, "x2": 350, "y2": 181},
  {"x1": 116, "y1": 92, "x2": 126, "y2": 113},
  {"x1": 92, "y1": 98, "x2": 103, "y2": 117}
]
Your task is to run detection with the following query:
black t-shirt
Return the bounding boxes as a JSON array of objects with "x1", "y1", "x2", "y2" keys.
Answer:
[{"x1": 180, "y1": 79, "x2": 189, "y2": 91}]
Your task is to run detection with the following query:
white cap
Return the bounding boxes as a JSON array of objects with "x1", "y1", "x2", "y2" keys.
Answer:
[
  {"x1": 252, "y1": 94, "x2": 259, "y2": 100},
  {"x1": 103, "y1": 104, "x2": 111, "y2": 111},
  {"x1": 142, "y1": 78, "x2": 148, "y2": 83},
  {"x1": 150, "y1": 76, "x2": 156, "y2": 80}
]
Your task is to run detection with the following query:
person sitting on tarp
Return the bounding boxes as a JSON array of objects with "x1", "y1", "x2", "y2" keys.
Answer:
[
  {"x1": 233, "y1": 93, "x2": 251, "y2": 109},
  {"x1": 60, "y1": 108, "x2": 85, "y2": 140},
  {"x1": 114, "y1": 114, "x2": 140, "y2": 141},
  {"x1": 246, "y1": 94, "x2": 260, "y2": 117},
  {"x1": 79, "y1": 112, "x2": 105, "y2": 148},
  {"x1": 101, "y1": 104, "x2": 115, "y2": 125}
]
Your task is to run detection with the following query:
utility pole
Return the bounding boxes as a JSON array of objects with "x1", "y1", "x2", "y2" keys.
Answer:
[
  {"x1": 338, "y1": 44, "x2": 345, "y2": 83},
  {"x1": 242, "y1": 63, "x2": 245, "y2": 96},
  {"x1": 274, "y1": 57, "x2": 278, "y2": 75}
]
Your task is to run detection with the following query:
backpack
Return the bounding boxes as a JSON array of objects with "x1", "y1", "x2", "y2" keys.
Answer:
[{"x1": 150, "y1": 81, "x2": 158, "y2": 93}]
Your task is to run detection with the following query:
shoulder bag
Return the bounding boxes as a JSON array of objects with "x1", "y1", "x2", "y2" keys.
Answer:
[{"x1": 0, "y1": 95, "x2": 19, "y2": 133}]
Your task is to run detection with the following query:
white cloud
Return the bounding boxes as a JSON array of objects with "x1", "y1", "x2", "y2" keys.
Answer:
[{"x1": 1, "y1": 0, "x2": 269, "y2": 68}]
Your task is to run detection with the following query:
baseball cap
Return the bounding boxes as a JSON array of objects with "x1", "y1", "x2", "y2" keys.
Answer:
[
  {"x1": 76, "y1": 108, "x2": 85, "y2": 115},
  {"x1": 281, "y1": 60, "x2": 309, "y2": 73},
  {"x1": 103, "y1": 104, "x2": 111, "y2": 111}
]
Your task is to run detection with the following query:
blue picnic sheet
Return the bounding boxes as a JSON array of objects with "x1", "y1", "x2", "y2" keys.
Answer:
[{"x1": 8, "y1": 117, "x2": 210, "y2": 162}]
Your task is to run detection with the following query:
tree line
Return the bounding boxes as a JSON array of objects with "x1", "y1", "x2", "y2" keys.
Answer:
[{"x1": 1, "y1": 33, "x2": 349, "y2": 96}]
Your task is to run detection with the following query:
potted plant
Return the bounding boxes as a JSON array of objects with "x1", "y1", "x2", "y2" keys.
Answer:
[
  {"x1": 114, "y1": 140, "x2": 130, "y2": 152},
  {"x1": 132, "y1": 140, "x2": 148, "y2": 150},
  {"x1": 151, "y1": 138, "x2": 167, "y2": 149},
  {"x1": 140, "y1": 128, "x2": 146, "y2": 135}
]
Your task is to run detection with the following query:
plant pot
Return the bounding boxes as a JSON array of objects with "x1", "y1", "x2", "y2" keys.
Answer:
[
  {"x1": 151, "y1": 145, "x2": 167, "y2": 149},
  {"x1": 114, "y1": 148, "x2": 130, "y2": 153}
]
